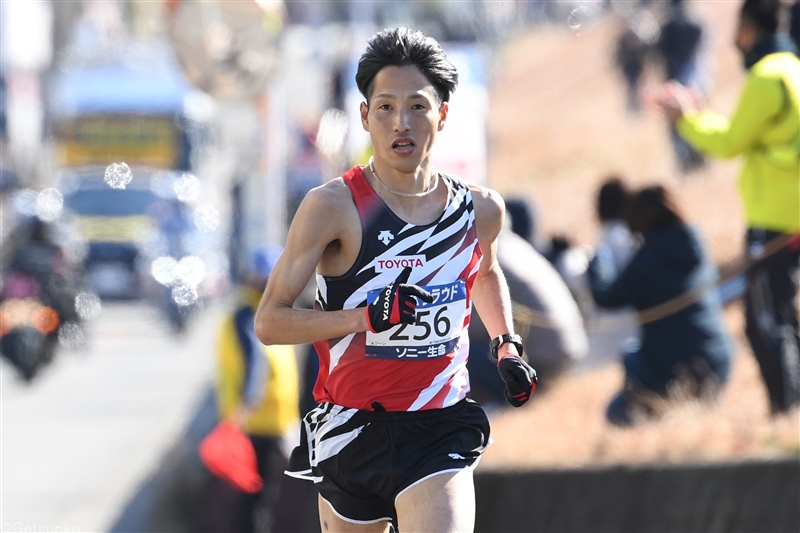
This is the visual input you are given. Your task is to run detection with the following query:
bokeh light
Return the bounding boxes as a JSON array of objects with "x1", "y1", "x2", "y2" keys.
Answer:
[
  {"x1": 171, "y1": 284, "x2": 199, "y2": 307},
  {"x1": 316, "y1": 108, "x2": 348, "y2": 157},
  {"x1": 35, "y1": 188, "x2": 64, "y2": 222},
  {"x1": 12, "y1": 188, "x2": 40, "y2": 217},
  {"x1": 193, "y1": 204, "x2": 219, "y2": 232},
  {"x1": 104, "y1": 162, "x2": 133, "y2": 189},
  {"x1": 176, "y1": 255, "x2": 206, "y2": 287},
  {"x1": 74, "y1": 292, "x2": 102, "y2": 320},
  {"x1": 58, "y1": 322, "x2": 86, "y2": 349},
  {"x1": 173, "y1": 173, "x2": 201, "y2": 203},
  {"x1": 151, "y1": 256, "x2": 179, "y2": 286}
]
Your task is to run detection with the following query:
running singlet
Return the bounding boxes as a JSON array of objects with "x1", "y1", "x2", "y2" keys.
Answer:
[{"x1": 313, "y1": 165, "x2": 483, "y2": 412}]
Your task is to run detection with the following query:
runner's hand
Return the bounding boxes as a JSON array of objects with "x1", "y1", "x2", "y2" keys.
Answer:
[
  {"x1": 498, "y1": 356, "x2": 538, "y2": 407},
  {"x1": 367, "y1": 267, "x2": 434, "y2": 333}
]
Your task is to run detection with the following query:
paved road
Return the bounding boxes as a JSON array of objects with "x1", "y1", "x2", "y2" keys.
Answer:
[{"x1": 1, "y1": 300, "x2": 224, "y2": 532}]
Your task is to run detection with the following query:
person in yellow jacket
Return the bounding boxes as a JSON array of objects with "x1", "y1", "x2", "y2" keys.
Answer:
[
  {"x1": 214, "y1": 244, "x2": 301, "y2": 532},
  {"x1": 655, "y1": 0, "x2": 800, "y2": 414}
]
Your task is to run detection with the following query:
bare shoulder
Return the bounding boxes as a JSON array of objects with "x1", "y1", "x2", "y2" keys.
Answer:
[
  {"x1": 287, "y1": 176, "x2": 361, "y2": 276},
  {"x1": 294, "y1": 178, "x2": 358, "y2": 229},
  {"x1": 468, "y1": 183, "x2": 504, "y2": 242},
  {"x1": 303, "y1": 177, "x2": 355, "y2": 213}
]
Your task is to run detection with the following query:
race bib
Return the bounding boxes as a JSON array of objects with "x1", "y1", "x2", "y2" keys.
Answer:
[{"x1": 365, "y1": 280, "x2": 467, "y2": 360}]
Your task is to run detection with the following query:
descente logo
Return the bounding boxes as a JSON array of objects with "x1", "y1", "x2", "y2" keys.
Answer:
[{"x1": 375, "y1": 256, "x2": 426, "y2": 272}]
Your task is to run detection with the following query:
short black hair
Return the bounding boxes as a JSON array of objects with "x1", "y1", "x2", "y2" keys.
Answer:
[
  {"x1": 597, "y1": 176, "x2": 630, "y2": 223},
  {"x1": 626, "y1": 185, "x2": 685, "y2": 237},
  {"x1": 740, "y1": 0, "x2": 786, "y2": 35},
  {"x1": 356, "y1": 28, "x2": 458, "y2": 104}
]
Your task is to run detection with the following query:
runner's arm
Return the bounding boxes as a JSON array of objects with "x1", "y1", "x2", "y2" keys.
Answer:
[
  {"x1": 254, "y1": 184, "x2": 368, "y2": 346},
  {"x1": 468, "y1": 186, "x2": 520, "y2": 360}
]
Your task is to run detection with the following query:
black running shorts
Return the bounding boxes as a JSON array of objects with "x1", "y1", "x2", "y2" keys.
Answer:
[{"x1": 285, "y1": 398, "x2": 491, "y2": 524}]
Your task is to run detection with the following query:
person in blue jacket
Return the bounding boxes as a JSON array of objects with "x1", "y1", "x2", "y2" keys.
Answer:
[{"x1": 588, "y1": 185, "x2": 733, "y2": 426}]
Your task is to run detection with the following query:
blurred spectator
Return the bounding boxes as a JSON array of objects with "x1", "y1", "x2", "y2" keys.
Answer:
[
  {"x1": 287, "y1": 127, "x2": 324, "y2": 227},
  {"x1": 546, "y1": 177, "x2": 640, "y2": 369},
  {"x1": 588, "y1": 185, "x2": 733, "y2": 426},
  {"x1": 504, "y1": 195, "x2": 541, "y2": 248},
  {"x1": 0, "y1": 169, "x2": 19, "y2": 262},
  {"x1": 148, "y1": 198, "x2": 191, "y2": 258},
  {"x1": 614, "y1": 8, "x2": 659, "y2": 114},
  {"x1": 654, "y1": 0, "x2": 800, "y2": 414},
  {"x1": 596, "y1": 176, "x2": 637, "y2": 272},
  {"x1": 198, "y1": 245, "x2": 301, "y2": 532},
  {"x1": 505, "y1": 194, "x2": 562, "y2": 263},
  {"x1": 468, "y1": 228, "x2": 588, "y2": 407},
  {"x1": 791, "y1": 1, "x2": 800, "y2": 52},
  {"x1": 0, "y1": 73, "x2": 6, "y2": 141},
  {"x1": 655, "y1": 0, "x2": 708, "y2": 173},
  {"x1": 6, "y1": 217, "x2": 82, "y2": 326},
  {"x1": 549, "y1": 177, "x2": 636, "y2": 316},
  {"x1": 7, "y1": 218, "x2": 66, "y2": 278}
]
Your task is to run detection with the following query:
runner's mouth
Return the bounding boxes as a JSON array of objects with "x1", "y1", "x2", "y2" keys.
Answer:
[{"x1": 393, "y1": 140, "x2": 415, "y2": 151}]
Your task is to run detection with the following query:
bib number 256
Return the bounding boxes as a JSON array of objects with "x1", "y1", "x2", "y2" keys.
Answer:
[
  {"x1": 365, "y1": 279, "x2": 467, "y2": 360},
  {"x1": 389, "y1": 306, "x2": 452, "y2": 341}
]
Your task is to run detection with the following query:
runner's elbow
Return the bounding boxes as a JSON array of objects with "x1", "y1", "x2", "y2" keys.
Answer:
[{"x1": 254, "y1": 307, "x2": 280, "y2": 345}]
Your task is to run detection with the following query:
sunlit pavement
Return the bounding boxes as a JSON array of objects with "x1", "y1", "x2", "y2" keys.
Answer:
[{"x1": 1, "y1": 300, "x2": 224, "y2": 531}]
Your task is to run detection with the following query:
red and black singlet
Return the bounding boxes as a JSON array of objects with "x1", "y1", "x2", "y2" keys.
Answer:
[{"x1": 312, "y1": 165, "x2": 483, "y2": 411}]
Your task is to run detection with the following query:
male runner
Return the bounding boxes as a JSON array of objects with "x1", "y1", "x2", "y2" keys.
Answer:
[{"x1": 255, "y1": 28, "x2": 537, "y2": 533}]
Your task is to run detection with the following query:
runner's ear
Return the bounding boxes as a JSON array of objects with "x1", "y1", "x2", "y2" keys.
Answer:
[
  {"x1": 438, "y1": 101, "x2": 449, "y2": 131},
  {"x1": 360, "y1": 101, "x2": 370, "y2": 131}
]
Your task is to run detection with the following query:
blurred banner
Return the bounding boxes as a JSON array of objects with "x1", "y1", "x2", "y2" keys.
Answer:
[
  {"x1": 432, "y1": 44, "x2": 488, "y2": 185},
  {"x1": 56, "y1": 115, "x2": 181, "y2": 168}
]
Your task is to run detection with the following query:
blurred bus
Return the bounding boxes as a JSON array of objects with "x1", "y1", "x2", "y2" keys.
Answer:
[
  {"x1": 49, "y1": 51, "x2": 217, "y2": 300},
  {"x1": 60, "y1": 167, "x2": 187, "y2": 299},
  {"x1": 50, "y1": 59, "x2": 214, "y2": 172}
]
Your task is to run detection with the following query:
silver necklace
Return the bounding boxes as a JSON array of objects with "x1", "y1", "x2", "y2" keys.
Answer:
[{"x1": 368, "y1": 157, "x2": 439, "y2": 198}]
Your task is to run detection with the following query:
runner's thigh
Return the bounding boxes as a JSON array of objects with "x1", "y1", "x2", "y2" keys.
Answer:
[
  {"x1": 318, "y1": 495, "x2": 392, "y2": 533},
  {"x1": 395, "y1": 468, "x2": 475, "y2": 533}
]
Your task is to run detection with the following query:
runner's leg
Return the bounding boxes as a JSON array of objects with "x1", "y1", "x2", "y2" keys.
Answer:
[
  {"x1": 395, "y1": 468, "x2": 475, "y2": 533},
  {"x1": 318, "y1": 495, "x2": 391, "y2": 533}
]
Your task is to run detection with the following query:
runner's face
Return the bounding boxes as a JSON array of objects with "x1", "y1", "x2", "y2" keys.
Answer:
[{"x1": 360, "y1": 65, "x2": 448, "y2": 174}]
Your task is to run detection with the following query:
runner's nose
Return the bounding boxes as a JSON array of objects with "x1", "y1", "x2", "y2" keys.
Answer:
[{"x1": 394, "y1": 108, "x2": 412, "y2": 132}]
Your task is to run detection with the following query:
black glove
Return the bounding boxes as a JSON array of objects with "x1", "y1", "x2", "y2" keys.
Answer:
[
  {"x1": 498, "y1": 356, "x2": 538, "y2": 407},
  {"x1": 367, "y1": 267, "x2": 434, "y2": 333}
]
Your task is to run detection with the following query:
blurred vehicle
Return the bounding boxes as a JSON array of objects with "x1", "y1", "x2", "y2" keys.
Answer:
[
  {"x1": 0, "y1": 218, "x2": 83, "y2": 381},
  {"x1": 60, "y1": 167, "x2": 227, "y2": 333},
  {"x1": 0, "y1": 272, "x2": 61, "y2": 381},
  {"x1": 62, "y1": 168, "x2": 164, "y2": 300},
  {"x1": 47, "y1": 44, "x2": 222, "y2": 328}
]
